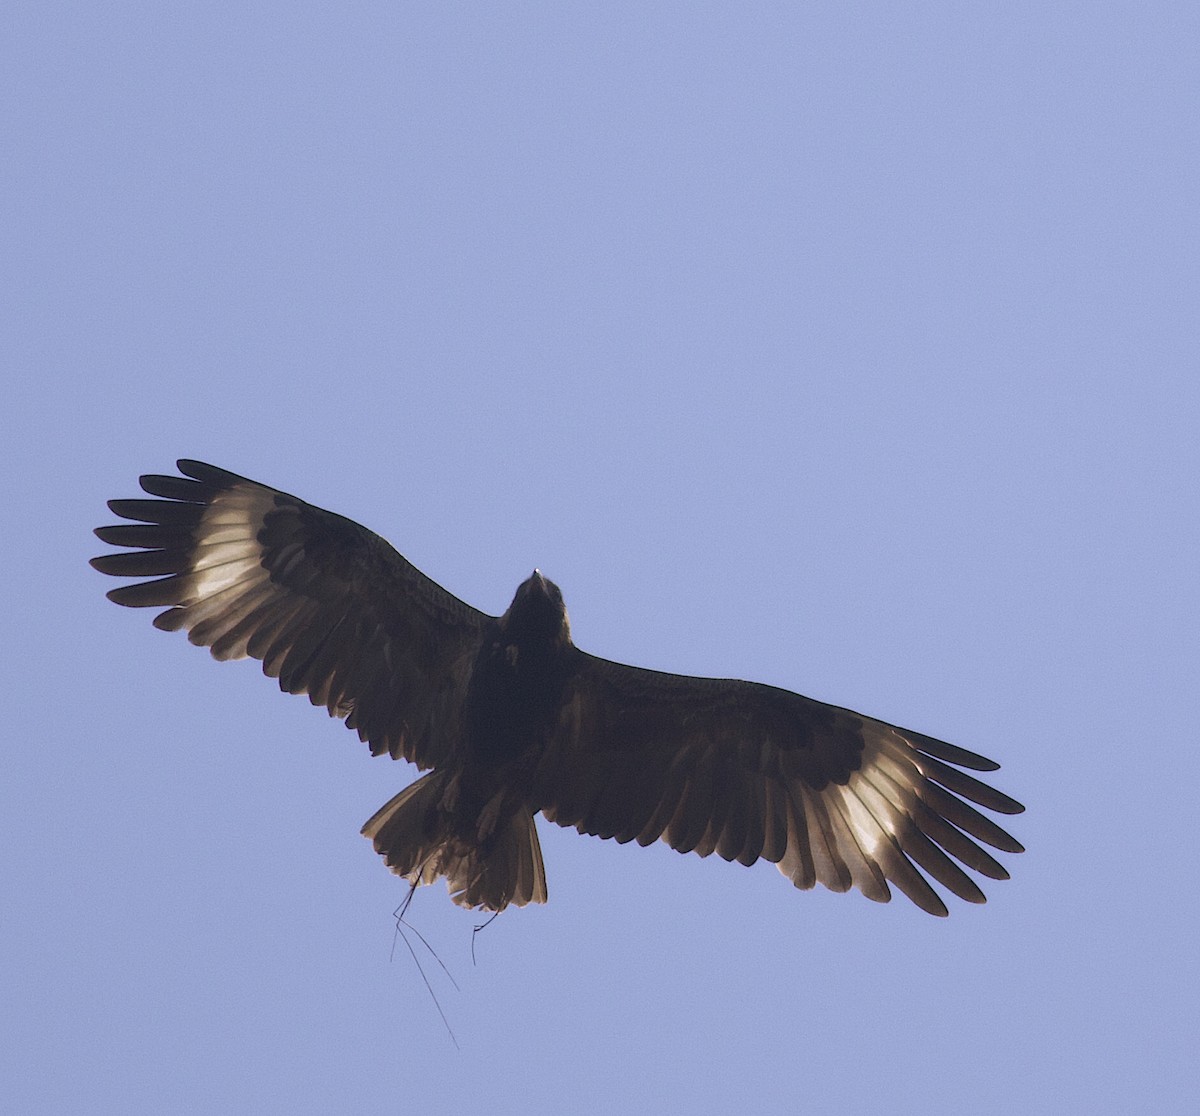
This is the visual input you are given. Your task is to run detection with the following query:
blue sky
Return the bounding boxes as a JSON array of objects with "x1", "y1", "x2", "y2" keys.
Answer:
[{"x1": 5, "y1": 3, "x2": 1197, "y2": 1113}]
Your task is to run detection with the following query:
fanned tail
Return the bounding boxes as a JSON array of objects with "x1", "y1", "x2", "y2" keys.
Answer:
[{"x1": 361, "y1": 773, "x2": 547, "y2": 912}]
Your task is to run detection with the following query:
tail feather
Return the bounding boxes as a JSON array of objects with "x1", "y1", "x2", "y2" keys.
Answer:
[{"x1": 361, "y1": 774, "x2": 547, "y2": 911}]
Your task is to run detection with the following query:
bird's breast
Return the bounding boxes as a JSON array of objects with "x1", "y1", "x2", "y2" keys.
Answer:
[{"x1": 462, "y1": 636, "x2": 572, "y2": 769}]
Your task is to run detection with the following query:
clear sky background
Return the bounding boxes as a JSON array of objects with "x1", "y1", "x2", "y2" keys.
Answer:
[{"x1": 4, "y1": 3, "x2": 1197, "y2": 1113}]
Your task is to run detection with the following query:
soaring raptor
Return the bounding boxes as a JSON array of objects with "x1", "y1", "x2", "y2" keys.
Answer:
[{"x1": 92, "y1": 460, "x2": 1024, "y2": 916}]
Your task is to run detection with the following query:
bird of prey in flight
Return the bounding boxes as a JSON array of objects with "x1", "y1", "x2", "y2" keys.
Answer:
[{"x1": 92, "y1": 460, "x2": 1024, "y2": 916}]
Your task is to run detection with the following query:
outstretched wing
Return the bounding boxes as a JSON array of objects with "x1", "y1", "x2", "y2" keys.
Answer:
[
  {"x1": 532, "y1": 652, "x2": 1024, "y2": 916},
  {"x1": 91, "y1": 459, "x2": 488, "y2": 770}
]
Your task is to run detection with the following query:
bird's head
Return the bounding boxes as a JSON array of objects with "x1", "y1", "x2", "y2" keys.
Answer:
[{"x1": 502, "y1": 569, "x2": 572, "y2": 648}]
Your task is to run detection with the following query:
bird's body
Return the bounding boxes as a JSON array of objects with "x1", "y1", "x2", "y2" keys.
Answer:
[{"x1": 93, "y1": 460, "x2": 1024, "y2": 916}]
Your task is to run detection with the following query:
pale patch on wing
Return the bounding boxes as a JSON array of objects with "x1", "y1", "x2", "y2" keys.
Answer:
[
  {"x1": 151, "y1": 486, "x2": 282, "y2": 663},
  {"x1": 772, "y1": 721, "x2": 1020, "y2": 915},
  {"x1": 186, "y1": 490, "x2": 276, "y2": 608}
]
